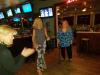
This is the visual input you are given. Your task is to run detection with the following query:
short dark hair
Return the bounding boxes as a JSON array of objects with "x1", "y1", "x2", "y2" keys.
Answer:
[{"x1": 62, "y1": 17, "x2": 67, "y2": 21}]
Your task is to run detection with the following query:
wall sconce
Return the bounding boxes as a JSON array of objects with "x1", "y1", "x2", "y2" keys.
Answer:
[{"x1": 82, "y1": 8, "x2": 87, "y2": 12}]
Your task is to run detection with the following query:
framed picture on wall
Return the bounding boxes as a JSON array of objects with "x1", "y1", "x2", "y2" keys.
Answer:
[
  {"x1": 77, "y1": 15, "x2": 90, "y2": 25},
  {"x1": 94, "y1": 14, "x2": 100, "y2": 25}
]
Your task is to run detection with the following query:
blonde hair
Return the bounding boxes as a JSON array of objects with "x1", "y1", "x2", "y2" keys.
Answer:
[
  {"x1": 0, "y1": 25, "x2": 17, "y2": 45},
  {"x1": 0, "y1": 25, "x2": 17, "y2": 35},
  {"x1": 32, "y1": 18, "x2": 43, "y2": 29}
]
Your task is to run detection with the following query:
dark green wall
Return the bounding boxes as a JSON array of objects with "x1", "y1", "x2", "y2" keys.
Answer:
[{"x1": 32, "y1": 0, "x2": 63, "y2": 36}]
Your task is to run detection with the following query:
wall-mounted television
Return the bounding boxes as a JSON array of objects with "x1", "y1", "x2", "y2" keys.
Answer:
[
  {"x1": 28, "y1": 17, "x2": 33, "y2": 22},
  {"x1": 13, "y1": 17, "x2": 20, "y2": 22},
  {"x1": 40, "y1": 7, "x2": 53, "y2": 17},
  {"x1": 22, "y1": 3, "x2": 32, "y2": 13},
  {"x1": 6, "y1": 9, "x2": 13, "y2": 17},
  {"x1": 14, "y1": 7, "x2": 21, "y2": 14},
  {"x1": 0, "y1": 12, "x2": 5, "y2": 19}
]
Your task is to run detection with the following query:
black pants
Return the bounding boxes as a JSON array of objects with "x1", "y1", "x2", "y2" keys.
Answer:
[{"x1": 60, "y1": 45, "x2": 72, "y2": 59}]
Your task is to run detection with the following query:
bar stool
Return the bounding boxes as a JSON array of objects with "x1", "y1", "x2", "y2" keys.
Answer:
[{"x1": 80, "y1": 38, "x2": 90, "y2": 54}]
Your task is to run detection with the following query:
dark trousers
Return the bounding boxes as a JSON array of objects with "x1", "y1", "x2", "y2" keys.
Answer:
[{"x1": 60, "y1": 45, "x2": 72, "y2": 59}]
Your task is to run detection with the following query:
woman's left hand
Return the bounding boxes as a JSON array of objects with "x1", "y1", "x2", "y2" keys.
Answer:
[{"x1": 71, "y1": 40, "x2": 73, "y2": 44}]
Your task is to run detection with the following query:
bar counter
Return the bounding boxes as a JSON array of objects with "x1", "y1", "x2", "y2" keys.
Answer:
[{"x1": 76, "y1": 31, "x2": 100, "y2": 54}]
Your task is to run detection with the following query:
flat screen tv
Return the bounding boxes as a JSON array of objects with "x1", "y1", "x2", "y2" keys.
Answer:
[
  {"x1": 28, "y1": 17, "x2": 33, "y2": 22},
  {"x1": 0, "y1": 12, "x2": 5, "y2": 19},
  {"x1": 6, "y1": 9, "x2": 13, "y2": 17},
  {"x1": 13, "y1": 17, "x2": 20, "y2": 22},
  {"x1": 14, "y1": 7, "x2": 21, "y2": 14},
  {"x1": 22, "y1": 3, "x2": 32, "y2": 13},
  {"x1": 40, "y1": 7, "x2": 53, "y2": 17}
]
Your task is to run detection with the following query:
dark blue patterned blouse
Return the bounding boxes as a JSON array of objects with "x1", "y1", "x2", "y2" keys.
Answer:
[{"x1": 57, "y1": 28, "x2": 73, "y2": 47}]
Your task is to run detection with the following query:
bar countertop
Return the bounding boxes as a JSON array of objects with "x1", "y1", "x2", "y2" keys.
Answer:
[
  {"x1": 77, "y1": 31, "x2": 100, "y2": 33},
  {"x1": 76, "y1": 31, "x2": 100, "y2": 54}
]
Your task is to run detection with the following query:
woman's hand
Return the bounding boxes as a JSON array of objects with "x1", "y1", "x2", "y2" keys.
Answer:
[
  {"x1": 33, "y1": 44, "x2": 39, "y2": 50},
  {"x1": 71, "y1": 40, "x2": 73, "y2": 44},
  {"x1": 21, "y1": 47, "x2": 35, "y2": 57},
  {"x1": 47, "y1": 37, "x2": 50, "y2": 41},
  {"x1": 57, "y1": 39, "x2": 60, "y2": 47}
]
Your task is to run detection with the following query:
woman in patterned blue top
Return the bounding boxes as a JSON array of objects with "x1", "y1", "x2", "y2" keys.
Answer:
[{"x1": 57, "y1": 18, "x2": 73, "y2": 61}]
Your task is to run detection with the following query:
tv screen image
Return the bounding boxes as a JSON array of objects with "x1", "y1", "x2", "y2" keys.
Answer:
[
  {"x1": 0, "y1": 12, "x2": 5, "y2": 19},
  {"x1": 7, "y1": 9, "x2": 13, "y2": 17},
  {"x1": 28, "y1": 17, "x2": 33, "y2": 22},
  {"x1": 40, "y1": 7, "x2": 53, "y2": 17},
  {"x1": 14, "y1": 8, "x2": 21, "y2": 14},
  {"x1": 44, "y1": 9, "x2": 48, "y2": 17},
  {"x1": 40, "y1": 10, "x2": 45, "y2": 17},
  {"x1": 22, "y1": 3, "x2": 32, "y2": 13},
  {"x1": 13, "y1": 17, "x2": 20, "y2": 22},
  {"x1": 48, "y1": 8, "x2": 53, "y2": 16}
]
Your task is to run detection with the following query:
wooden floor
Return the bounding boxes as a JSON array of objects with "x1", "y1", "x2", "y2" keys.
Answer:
[{"x1": 16, "y1": 46, "x2": 100, "y2": 75}]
